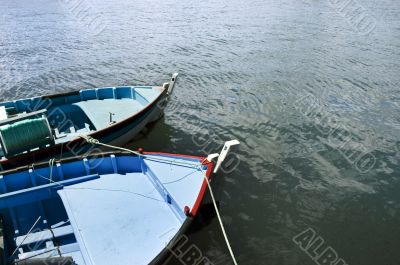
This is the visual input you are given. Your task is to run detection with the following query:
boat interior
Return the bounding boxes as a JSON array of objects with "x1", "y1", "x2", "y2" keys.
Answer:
[
  {"x1": 0, "y1": 153, "x2": 207, "y2": 265},
  {"x1": 0, "y1": 86, "x2": 163, "y2": 159}
]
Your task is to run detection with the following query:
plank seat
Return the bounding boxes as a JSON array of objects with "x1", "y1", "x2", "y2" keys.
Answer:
[
  {"x1": 0, "y1": 174, "x2": 99, "y2": 209},
  {"x1": 18, "y1": 242, "x2": 80, "y2": 260},
  {"x1": 15, "y1": 225, "x2": 74, "y2": 246}
]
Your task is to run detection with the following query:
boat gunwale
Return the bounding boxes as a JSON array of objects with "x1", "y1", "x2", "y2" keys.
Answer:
[{"x1": 0, "y1": 150, "x2": 206, "y2": 176}]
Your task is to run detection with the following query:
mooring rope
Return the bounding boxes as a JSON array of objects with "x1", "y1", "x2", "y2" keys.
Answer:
[
  {"x1": 198, "y1": 166, "x2": 239, "y2": 265},
  {"x1": 79, "y1": 135, "x2": 239, "y2": 265},
  {"x1": 79, "y1": 135, "x2": 201, "y2": 168}
]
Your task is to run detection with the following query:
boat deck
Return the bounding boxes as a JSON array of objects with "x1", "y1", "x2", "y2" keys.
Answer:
[
  {"x1": 59, "y1": 172, "x2": 182, "y2": 265},
  {"x1": 73, "y1": 99, "x2": 145, "y2": 130}
]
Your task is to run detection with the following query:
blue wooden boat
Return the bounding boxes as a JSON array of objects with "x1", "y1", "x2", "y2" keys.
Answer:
[
  {"x1": 0, "y1": 73, "x2": 178, "y2": 170},
  {"x1": 0, "y1": 140, "x2": 239, "y2": 265}
]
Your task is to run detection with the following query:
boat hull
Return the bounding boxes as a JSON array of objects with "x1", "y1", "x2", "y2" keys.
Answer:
[
  {"x1": 0, "y1": 151, "x2": 219, "y2": 265},
  {"x1": 0, "y1": 90, "x2": 168, "y2": 170}
]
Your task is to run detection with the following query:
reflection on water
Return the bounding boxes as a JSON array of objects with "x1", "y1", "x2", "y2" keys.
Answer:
[{"x1": 1, "y1": 0, "x2": 400, "y2": 264}]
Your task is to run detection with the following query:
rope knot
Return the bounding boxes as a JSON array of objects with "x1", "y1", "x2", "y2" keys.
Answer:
[{"x1": 81, "y1": 135, "x2": 100, "y2": 144}]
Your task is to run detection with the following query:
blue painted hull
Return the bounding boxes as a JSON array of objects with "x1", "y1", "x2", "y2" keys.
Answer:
[
  {"x1": 0, "y1": 152, "x2": 215, "y2": 265},
  {"x1": 0, "y1": 81, "x2": 171, "y2": 170}
]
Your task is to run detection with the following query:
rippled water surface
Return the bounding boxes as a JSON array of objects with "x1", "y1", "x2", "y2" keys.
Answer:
[{"x1": 1, "y1": 0, "x2": 400, "y2": 264}]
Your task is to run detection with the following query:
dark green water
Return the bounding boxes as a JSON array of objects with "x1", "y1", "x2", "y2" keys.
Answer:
[{"x1": 1, "y1": 0, "x2": 399, "y2": 264}]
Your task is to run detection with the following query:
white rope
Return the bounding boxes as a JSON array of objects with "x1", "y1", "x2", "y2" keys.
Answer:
[
  {"x1": 80, "y1": 135, "x2": 201, "y2": 168},
  {"x1": 48, "y1": 158, "x2": 55, "y2": 183},
  {"x1": 11, "y1": 216, "x2": 42, "y2": 257},
  {"x1": 80, "y1": 135, "x2": 239, "y2": 264},
  {"x1": 81, "y1": 135, "x2": 141, "y2": 156},
  {"x1": 198, "y1": 166, "x2": 239, "y2": 265}
]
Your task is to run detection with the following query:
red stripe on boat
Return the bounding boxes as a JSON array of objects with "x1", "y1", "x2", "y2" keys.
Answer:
[{"x1": 190, "y1": 161, "x2": 214, "y2": 217}]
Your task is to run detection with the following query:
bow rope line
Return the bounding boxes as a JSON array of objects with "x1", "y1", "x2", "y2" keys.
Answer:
[
  {"x1": 198, "y1": 165, "x2": 239, "y2": 265},
  {"x1": 79, "y1": 135, "x2": 201, "y2": 168},
  {"x1": 80, "y1": 135, "x2": 239, "y2": 265}
]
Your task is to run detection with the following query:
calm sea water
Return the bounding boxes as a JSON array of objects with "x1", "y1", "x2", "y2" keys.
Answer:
[{"x1": 1, "y1": 0, "x2": 400, "y2": 264}]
